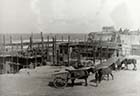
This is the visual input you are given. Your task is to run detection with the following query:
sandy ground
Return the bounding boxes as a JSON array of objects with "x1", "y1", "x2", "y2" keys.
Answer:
[{"x1": 0, "y1": 56, "x2": 140, "y2": 96}]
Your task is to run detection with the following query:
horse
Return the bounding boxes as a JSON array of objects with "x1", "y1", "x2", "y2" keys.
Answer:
[
  {"x1": 119, "y1": 58, "x2": 137, "y2": 70},
  {"x1": 67, "y1": 67, "x2": 95, "y2": 86},
  {"x1": 95, "y1": 66, "x2": 114, "y2": 86},
  {"x1": 101, "y1": 66, "x2": 114, "y2": 80}
]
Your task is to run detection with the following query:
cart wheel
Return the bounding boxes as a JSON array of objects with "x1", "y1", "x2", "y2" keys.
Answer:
[{"x1": 53, "y1": 77, "x2": 67, "y2": 88}]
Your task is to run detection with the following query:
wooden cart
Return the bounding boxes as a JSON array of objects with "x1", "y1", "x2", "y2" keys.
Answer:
[{"x1": 52, "y1": 67, "x2": 93, "y2": 88}]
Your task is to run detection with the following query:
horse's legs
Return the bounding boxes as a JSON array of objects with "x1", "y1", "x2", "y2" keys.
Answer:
[
  {"x1": 71, "y1": 79, "x2": 75, "y2": 87},
  {"x1": 85, "y1": 78, "x2": 88, "y2": 86},
  {"x1": 96, "y1": 80, "x2": 99, "y2": 87},
  {"x1": 133, "y1": 64, "x2": 137, "y2": 70},
  {"x1": 99, "y1": 75, "x2": 102, "y2": 83},
  {"x1": 96, "y1": 75, "x2": 102, "y2": 87},
  {"x1": 107, "y1": 74, "x2": 109, "y2": 80},
  {"x1": 125, "y1": 64, "x2": 128, "y2": 70},
  {"x1": 110, "y1": 73, "x2": 114, "y2": 80},
  {"x1": 95, "y1": 77, "x2": 99, "y2": 87}
]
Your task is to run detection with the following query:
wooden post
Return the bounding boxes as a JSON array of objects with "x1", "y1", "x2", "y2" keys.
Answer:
[
  {"x1": 10, "y1": 36, "x2": 13, "y2": 73},
  {"x1": 29, "y1": 33, "x2": 33, "y2": 49},
  {"x1": 92, "y1": 43, "x2": 96, "y2": 64},
  {"x1": 46, "y1": 36, "x2": 49, "y2": 61},
  {"x1": 77, "y1": 45, "x2": 81, "y2": 66},
  {"x1": 35, "y1": 51, "x2": 37, "y2": 68},
  {"x1": 19, "y1": 35, "x2": 23, "y2": 72},
  {"x1": 47, "y1": 36, "x2": 49, "y2": 48},
  {"x1": 10, "y1": 36, "x2": 13, "y2": 61},
  {"x1": 86, "y1": 38, "x2": 88, "y2": 60},
  {"x1": 41, "y1": 32, "x2": 44, "y2": 65},
  {"x1": 55, "y1": 35, "x2": 57, "y2": 65},
  {"x1": 3, "y1": 35, "x2": 5, "y2": 50},
  {"x1": 62, "y1": 44, "x2": 64, "y2": 66},
  {"x1": 16, "y1": 50, "x2": 19, "y2": 72},
  {"x1": 67, "y1": 35, "x2": 70, "y2": 66},
  {"x1": 10, "y1": 36, "x2": 13, "y2": 51},
  {"x1": 62, "y1": 35, "x2": 64, "y2": 42},
  {"x1": 56, "y1": 50, "x2": 59, "y2": 65},
  {"x1": 61, "y1": 35, "x2": 64, "y2": 65},
  {"x1": 92, "y1": 41, "x2": 94, "y2": 63},
  {"x1": 100, "y1": 47, "x2": 102, "y2": 64},
  {"x1": 94, "y1": 47, "x2": 97, "y2": 64},
  {"x1": 52, "y1": 37, "x2": 55, "y2": 65},
  {"x1": 41, "y1": 32, "x2": 44, "y2": 49},
  {"x1": 106, "y1": 46, "x2": 109, "y2": 59},
  {"x1": 2, "y1": 35, "x2": 5, "y2": 73},
  {"x1": 20, "y1": 36, "x2": 23, "y2": 51},
  {"x1": 84, "y1": 34, "x2": 87, "y2": 60}
]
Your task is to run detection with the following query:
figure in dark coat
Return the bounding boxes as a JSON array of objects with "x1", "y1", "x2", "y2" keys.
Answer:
[{"x1": 95, "y1": 69, "x2": 102, "y2": 87}]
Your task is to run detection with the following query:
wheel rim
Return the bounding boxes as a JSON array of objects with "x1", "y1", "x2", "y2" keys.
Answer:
[{"x1": 53, "y1": 77, "x2": 67, "y2": 88}]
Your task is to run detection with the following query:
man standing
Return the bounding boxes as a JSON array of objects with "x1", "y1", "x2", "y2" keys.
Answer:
[{"x1": 95, "y1": 69, "x2": 102, "y2": 87}]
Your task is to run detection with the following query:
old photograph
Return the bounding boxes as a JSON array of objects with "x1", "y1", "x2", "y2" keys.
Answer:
[{"x1": 0, "y1": 0, "x2": 140, "y2": 96}]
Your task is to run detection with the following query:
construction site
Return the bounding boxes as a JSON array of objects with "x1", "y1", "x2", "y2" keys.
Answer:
[
  {"x1": 0, "y1": 27, "x2": 139, "y2": 74},
  {"x1": 0, "y1": 27, "x2": 140, "y2": 96},
  {"x1": 1, "y1": 0, "x2": 140, "y2": 95}
]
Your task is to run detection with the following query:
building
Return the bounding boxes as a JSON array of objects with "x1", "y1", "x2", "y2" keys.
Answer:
[
  {"x1": 58, "y1": 41, "x2": 121, "y2": 66},
  {"x1": 88, "y1": 27, "x2": 140, "y2": 56}
]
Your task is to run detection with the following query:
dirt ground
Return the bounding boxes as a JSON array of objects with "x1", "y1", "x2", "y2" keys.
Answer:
[{"x1": 0, "y1": 56, "x2": 140, "y2": 96}]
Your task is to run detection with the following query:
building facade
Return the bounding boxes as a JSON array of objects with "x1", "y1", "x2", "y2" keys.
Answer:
[{"x1": 88, "y1": 26, "x2": 140, "y2": 56}]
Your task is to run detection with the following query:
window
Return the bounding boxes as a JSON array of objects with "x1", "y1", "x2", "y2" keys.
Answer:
[{"x1": 60, "y1": 57, "x2": 63, "y2": 61}]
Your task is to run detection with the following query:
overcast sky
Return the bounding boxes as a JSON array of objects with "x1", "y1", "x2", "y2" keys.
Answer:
[{"x1": 0, "y1": 0, "x2": 140, "y2": 34}]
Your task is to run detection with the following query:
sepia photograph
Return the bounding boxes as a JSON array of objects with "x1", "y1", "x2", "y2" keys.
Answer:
[{"x1": 0, "y1": 0, "x2": 140, "y2": 96}]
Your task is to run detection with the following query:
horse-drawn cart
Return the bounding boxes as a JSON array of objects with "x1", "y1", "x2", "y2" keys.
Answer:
[
  {"x1": 52, "y1": 67, "x2": 94, "y2": 88},
  {"x1": 52, "y1": 57, "x2": 124, "y2": 88},
  {"x1": 52, "y1": 70, "x2": 69, "y2": 88}
]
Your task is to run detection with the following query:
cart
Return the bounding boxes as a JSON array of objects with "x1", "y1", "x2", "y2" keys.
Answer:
[{"x1": 52, "y1": 67, "x2": 94, "y2": 88}]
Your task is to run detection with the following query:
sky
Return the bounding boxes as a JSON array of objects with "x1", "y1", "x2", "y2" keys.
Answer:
[{"x1": 0, "y1": 0, "x2": 140, "y2": 34}]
